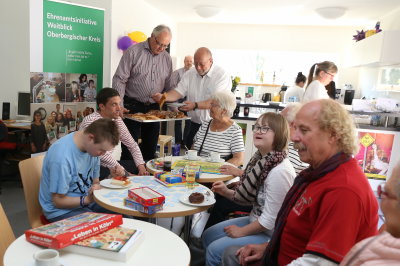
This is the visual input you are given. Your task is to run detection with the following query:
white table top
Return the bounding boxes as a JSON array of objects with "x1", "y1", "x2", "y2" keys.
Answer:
[
  {"x1": 94, "y1": 175, "x2": 213, "y2": 218},
  {"x1": 4, "y1": 218, "x2": 190, "y2": 266},
  {"x1": 146, "y1": 155, "x2": 234, "y2": 183}
]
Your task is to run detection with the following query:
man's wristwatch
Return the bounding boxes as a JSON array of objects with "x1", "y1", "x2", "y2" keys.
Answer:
[{"x1": 194, "y1": 102, "x2": 198, "y2": 110}]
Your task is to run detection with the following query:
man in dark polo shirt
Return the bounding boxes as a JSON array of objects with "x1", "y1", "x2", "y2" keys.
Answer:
[{"x1": 112, "y1": 24, "x2": 172, "y2": 161}]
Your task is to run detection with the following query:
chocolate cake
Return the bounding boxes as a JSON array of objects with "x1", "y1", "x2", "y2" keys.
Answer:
[{"x1": 188, "y1": 192, "x2": 204, "y2": 204}]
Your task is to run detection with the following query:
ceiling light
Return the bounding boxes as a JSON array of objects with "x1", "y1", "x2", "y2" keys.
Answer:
[
  {"x1": 195, "y1": 5, "x2": 222, "y2": 18},
  {"x1": 315, "y1": 7, "x2": 346, "y2": 19}
]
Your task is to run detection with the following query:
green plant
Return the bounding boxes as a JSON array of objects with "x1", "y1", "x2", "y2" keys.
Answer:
[{"x1": 231, "y1": 76, "x2": 240, "y2": 92}]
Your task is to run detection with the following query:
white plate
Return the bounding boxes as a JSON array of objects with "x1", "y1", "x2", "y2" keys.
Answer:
[
  {"x1": 167, "y1": 102, "x2": 186, "y2": 108},
  {"x1": 100, "y1": 179, "x2": 132, "y2": 189},
  {"x1": 205, "y1": 158, "x2": 225, "y2": 163},
  {"x1": 179, "y1": 193, "x2": 216, "y2": 207}
]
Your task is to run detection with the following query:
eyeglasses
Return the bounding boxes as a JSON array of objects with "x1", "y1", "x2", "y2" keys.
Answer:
[
  {"x1": 377, "y1": 183, "x2": 398, "y2": 200},
  {"x1": 324, "y1": 71, "x2": 335, "y2": 78},
  {"x1": 252, "y1": 125, "x2": 272, "y2": 134},
  {"x1": 210, "y1": 103, "x2": 220, "y2": 108},
  {"x1": 154, "y1": 36, "x2": 169, "y2": 49}
]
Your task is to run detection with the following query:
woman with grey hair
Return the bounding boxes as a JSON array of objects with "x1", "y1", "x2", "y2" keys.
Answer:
[{"x1": 193, "y1": 91, "x2": 244, "y2": 166}]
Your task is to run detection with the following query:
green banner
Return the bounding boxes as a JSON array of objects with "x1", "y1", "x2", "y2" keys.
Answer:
[{"x1": 43, "y1": 0, "x2": 104, "y2": 89}]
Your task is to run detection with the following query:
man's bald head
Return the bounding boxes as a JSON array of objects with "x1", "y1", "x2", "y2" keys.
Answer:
[{"x1": 194, "y1": 47, "x2": 213, "y2": 76}]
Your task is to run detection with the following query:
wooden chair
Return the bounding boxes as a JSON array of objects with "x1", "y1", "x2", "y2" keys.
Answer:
[
  {"x1": 158, "y1": 135, "x2": 173, "y2": 157},
  {"x1": 18, "y1": 155, "x2": 47, "y2": 228},
  {"x1": 0, "y1": 203, "x2": 15, "y2": 266}
]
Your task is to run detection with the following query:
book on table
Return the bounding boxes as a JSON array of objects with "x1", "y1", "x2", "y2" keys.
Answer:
[
  {"x1": 63, "y1": 226, "x2": 144, "y2": 262},
  {"x1": 25, "y1": 212, "x2": 123, "y2": 249}
]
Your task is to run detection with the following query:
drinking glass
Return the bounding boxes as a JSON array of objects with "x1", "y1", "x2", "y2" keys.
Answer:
[
  {"x1": 163, "y1": 153, "x2": 172, "y2": 172},
  {"x1": 186, "y1": 170, "x2": 196, "y2": 190}
]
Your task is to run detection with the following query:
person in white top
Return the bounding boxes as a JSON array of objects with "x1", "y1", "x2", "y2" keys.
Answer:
[
  {"x1": 283, "y1": 72, "x2": 306, "y2": 103},
  {"x1": 302, "y1": 61, "x2": 337, "y2": 102},
  {"x1": 170, "y1": 55, "x2": 194, "y2": 145},
  {"x1": 152, "y1": 47, "x2": 231, "y2": 148}
]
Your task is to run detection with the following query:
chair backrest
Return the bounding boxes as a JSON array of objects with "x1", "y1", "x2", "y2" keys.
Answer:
[
  {"x1": 0, "y1": 203, "x2": 15, "y2": 266},
  {"x1": 18, "y1": 155, "x2": 45, "y2": 228}
]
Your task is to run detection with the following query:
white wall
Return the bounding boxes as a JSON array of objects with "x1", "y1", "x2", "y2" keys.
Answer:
[
  {"x1": 0, "y1": 0, "x2": 112, "y2": 119},
  {"x1": 175, "y1": 23, "x2": 360, "y2": 87},
  {"x1": 110, "y1": 0, "x2": 177, "y2": 81},
  {"x1": 0, "y1": 0, "x2": 30, "y2": 119}
]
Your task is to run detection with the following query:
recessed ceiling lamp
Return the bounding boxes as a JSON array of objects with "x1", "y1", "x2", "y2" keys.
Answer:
[
  {"x1": 315, "y1": 7, "x2": 346, "y2": 19},
  {"x1": 195, "y1": 5, "x2": 222, "y2": 18}
]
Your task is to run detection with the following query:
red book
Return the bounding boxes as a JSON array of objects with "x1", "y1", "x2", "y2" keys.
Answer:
[{"x1": 25, "y1": 212, "x2": 123, "y2": 249}]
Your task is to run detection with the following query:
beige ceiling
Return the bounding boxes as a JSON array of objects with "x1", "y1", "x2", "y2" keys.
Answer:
[{"x1": 144, "y1": 0, "x2": 400, "y2": 26}]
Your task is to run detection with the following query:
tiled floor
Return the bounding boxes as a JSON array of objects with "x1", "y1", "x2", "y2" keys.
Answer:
[{"x1": 0, "y1": 178, "x2": 30, "y2": 238}]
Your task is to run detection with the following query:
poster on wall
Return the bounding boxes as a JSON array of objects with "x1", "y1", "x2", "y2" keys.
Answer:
[
  {"x1": 42, "y1": 0, "x2": 104, "y2": 88},
  {"x1": 27, "y1": 0, "x2": 103, "y2": 151},
  {"x1": 355, "y1": 131, "x2": 395, "y2": 180},
  {"x1": 30, "y1": 0, "x2": 104, "y2": 98}
]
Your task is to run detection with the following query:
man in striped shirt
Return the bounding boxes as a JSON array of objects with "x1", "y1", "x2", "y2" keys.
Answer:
[
  {"x1": 112, "y1": 25, "x2": 173, "y2": 161},
  {"x1": 80, "y1": 88, "x2": 147, "y2": 178}
]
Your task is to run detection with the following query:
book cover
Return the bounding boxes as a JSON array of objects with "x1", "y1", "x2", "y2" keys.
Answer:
[
  {"x1": 63, "y1": 226, "x2": 144, "y2": 262},
  {"x1": 25, "y1": 212, "x2": 123, "y2": 249}
]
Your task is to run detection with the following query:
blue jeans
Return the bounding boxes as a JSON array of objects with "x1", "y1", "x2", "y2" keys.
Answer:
[{"x1": 202, "y1": 216, "x2": 271, "y2": 266}]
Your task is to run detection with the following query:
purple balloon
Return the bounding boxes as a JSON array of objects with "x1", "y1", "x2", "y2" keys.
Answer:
[{"x1": 117, "y1": 36, "x2": 134, "y2": 50}]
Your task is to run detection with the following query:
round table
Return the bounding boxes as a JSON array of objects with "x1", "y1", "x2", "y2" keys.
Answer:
[
  {"x1": 4, "y1": 218, "x2": 190, "y2": 266},
  {"x1": 94, "y1": 175, "x2": 214, "y2": 243},
  {"x1": 146, "y1": 155, "x2": 234, "y2": 183}
]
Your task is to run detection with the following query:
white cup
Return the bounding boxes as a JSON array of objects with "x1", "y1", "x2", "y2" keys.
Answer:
[
  {"x1": 33, "y1": 249, "x2": 60, "y2": 266},
  {"x1": 209, "y1": 152, "x2": 221, "y2": 162},
  {"x1": 185, "y1": 150, "x2": 197, "y2": 160}
]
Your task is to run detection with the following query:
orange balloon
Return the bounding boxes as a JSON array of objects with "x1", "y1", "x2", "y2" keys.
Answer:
[{"x1": 128, "y1": 31, "x2": 147, "y2": 43}]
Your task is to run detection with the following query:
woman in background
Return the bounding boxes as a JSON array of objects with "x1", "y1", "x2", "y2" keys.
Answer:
[
  {"x1": 71, "y1": 81, "x2": 81, "y2": 102},
  {"x1": 302, "y1": 61, "x2": 337, "y2": 102},
  {"x1": 45, "y1": 115, "x2": 57, "y2": 134},
  {"x1": 55, "y1": 112, "x2": 65, "y2": 128},
  {"x1": 79, "y1": 74, "x2": 88, "y2": 97},
  {"x1": 84, "y1": 79, "x2": 97, "y2": 102},
  {"x1": 193, "y1": 91, "x2": 244, "y2": 166},
  {"x1": 284, "y1": 72, "x2": 307, "y2": 103},
  {"x1": 31, "y1": 110, "x2": 47, "y2": 153}
]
